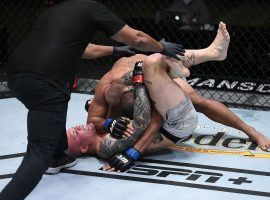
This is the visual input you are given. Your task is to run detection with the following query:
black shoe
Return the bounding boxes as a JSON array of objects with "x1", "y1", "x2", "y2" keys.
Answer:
[{"x1": 45, "y1": 154, "x2": 77, "y2": 175}]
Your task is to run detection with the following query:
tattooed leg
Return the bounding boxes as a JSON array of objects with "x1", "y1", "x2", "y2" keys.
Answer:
[
  {"x1": 142, "y1": 53, "x2": 186, "y2": 120},
  {"x1": 182, "y1": 22, "x2": 230, "y2": 68},
  {"x1": 143, "y1": 131, "x2": 175, "y2": 154}
]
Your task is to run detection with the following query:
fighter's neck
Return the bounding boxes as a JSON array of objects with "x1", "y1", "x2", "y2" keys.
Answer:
[
  {"x1": 92, "y1": 133, "x2": 105, "y2": 155},
  {"x1": 94, "y1": 133, "x2": 108, "y2": 156}
]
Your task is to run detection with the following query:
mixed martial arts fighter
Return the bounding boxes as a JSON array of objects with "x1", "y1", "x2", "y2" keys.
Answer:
[
  {"x1": 66, "y1": 22, "x2": 270, "y2": 171},
  {"x1": 0, "y1": 0, "x2": 182, "y2": 199}
]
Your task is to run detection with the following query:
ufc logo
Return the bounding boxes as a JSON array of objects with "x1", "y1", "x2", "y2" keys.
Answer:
[{"x1": 117, "y1": 155, "x2": 129, "y2": 164}]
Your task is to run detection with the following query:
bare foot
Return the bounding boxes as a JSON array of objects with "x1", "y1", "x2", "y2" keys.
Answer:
[
  {"x1": 249, "y1": 130, "x2": 270, "y2": 151},
  {"x1": 209, "y1": 21, "x2": 230, "y2": 61}
]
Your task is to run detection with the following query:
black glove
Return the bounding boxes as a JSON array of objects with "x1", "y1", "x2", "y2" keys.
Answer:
[
  {"x1": 113, "y1": 46, "x2": 136, "y2": 57},
  {"x1": 103, "y1": 117, "x2": 130, "y2": 139},
  {"x1": 160, "y1": 39, "x2": 185, "y2": 60},
  {"x1": 109, "y1": 147, "x2": 141, "y2": 172},
  {"x1": 84, "y1": 98, "x2": 93, "y2": 112},
  {"x1": 133, "y1": 61, "x2": 144, "y2": 87}
]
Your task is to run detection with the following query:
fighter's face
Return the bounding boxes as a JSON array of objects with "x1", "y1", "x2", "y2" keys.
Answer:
[{"x1": 67, "y1": 124, "x2": 96, "y2": 156}]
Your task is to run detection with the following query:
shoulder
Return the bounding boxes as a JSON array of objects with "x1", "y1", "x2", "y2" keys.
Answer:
[{"x1": 94, "y1": 72, "x2": 113, "y2": 96}]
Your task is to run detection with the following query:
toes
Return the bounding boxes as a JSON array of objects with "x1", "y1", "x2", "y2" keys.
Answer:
[
  {"x1": 108, "y1": 167, "x2": 116, "y2": 172},
  {"x1": 219, "y1": 22, "x2": 222, "y2": 29},
  {"x1": 221, "y1": 21, "x2": 226, "y2": 27},
  {"x1": 266, "y1": 144, "x2": 270, "y2": 151},
  {"x1": 262, "y1": 147, "x2": 267, "y2": 151},
  {"x1": 259, "y1": 144, "x2": 268, "y2": 151},
  {"x1": 219, "y1": 22, "x2": 225, "y2": 28}
]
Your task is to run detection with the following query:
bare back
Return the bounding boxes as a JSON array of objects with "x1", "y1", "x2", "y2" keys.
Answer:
[{"x1": 103, "y1": 54, "x2": 147, "y2": 105}]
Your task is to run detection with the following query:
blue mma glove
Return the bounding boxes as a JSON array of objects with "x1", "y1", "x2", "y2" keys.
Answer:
[
  {"x1": 109, "y1": 147, "x2": 141, "y2": 172},
  {"x1": 103, "y1": 117, "x2": 130, "y2": 139}
]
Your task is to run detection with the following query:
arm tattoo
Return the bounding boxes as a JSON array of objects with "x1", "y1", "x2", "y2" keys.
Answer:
[
  {"x1": 121, "y1": 70, "x2": 133, "y2": 86},
  {"x1": 152, "y1": 132, "x2": 164, "y2": 145},
  {"x1": 145, "y1": 80, "x2": 152, "y2": 86},
  {"x1": 183, "y1": 52, "x2": 195, "y2": 66},
  {"x1": 133, "y1": 85, "x2": 151, "y2": 135},
  {"x1": 99, "y1": 135, "x2": 135, "y2": 159},
  {"x1": 98, "y1": 84, "x2": 151, "y2": 159}
]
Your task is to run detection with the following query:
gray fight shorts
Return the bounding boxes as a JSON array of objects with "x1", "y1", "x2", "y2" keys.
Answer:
[{"x1": 160, "y1": 96, "x2": 198, "y2": 143}]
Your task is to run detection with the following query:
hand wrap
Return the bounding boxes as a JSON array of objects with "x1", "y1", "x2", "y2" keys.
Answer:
[
  {"x1": 108, "y1": 147, "x2": 141, "y2": 172},
  {"x1": 103, "y1": 117, "x2": 130, "y2": 139}
]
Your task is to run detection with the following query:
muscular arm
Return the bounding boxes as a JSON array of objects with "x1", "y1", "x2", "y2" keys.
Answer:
[
  {"x1": 98, "y1": 109, "x2": 174, "y2": 159},
  {"x1": 133, "y1": 107, "x2": 163, "y2": 153},
  {"x1": 111, "y1": 25, "x2": 163, "y2": 52},
  {"x1": 87, "y1": 76, "x2": 109, "y2": 133},
  {"x1": 98, "y1": 85, "x2": 151, "y2": 159},
  {"x1": 87, "y1": 99, "x2": 108, "y2": 134},
  {"x1": 82, "y1": 44, "x2": 113, "y2": 59},
  {"x1": 130, "y1": 107, "x2": 175, "y2": 154}
]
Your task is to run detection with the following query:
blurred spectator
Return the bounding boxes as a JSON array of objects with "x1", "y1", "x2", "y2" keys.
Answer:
[{"x1": 164, "y1": 0, "x2": 212, "y2": 30}]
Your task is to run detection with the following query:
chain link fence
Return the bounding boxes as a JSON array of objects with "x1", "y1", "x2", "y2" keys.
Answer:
[
  {"x1": 1, "y1": 0, "x2": 270, "y2": 110},
  {"x1": 0, "y1": 0, "x2": 45, "y2": 97}
]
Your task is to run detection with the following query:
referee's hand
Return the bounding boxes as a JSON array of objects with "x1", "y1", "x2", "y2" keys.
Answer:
[
  {"x1": 160, "y1": 39, "x2": 185, "y2": 60},
  {"x1": 113, "y1": 46, "x2": 136, "y2": 57}
]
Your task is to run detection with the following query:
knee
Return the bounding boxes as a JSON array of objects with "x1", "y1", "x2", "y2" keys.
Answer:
[
  {"x1": 190, "y1": 93, "x2": 209, "y2": 112},
  {"x1": 143, "y1": 53, "x2": 165, "y2": 73},
  {"x1": 27, "y1": 142, "x2": 54, "y2": 167}
]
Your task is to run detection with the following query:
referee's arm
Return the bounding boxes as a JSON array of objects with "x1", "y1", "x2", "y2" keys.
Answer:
[{"x1": 111, "y1": 25, "x2": 163, "y2": 53}]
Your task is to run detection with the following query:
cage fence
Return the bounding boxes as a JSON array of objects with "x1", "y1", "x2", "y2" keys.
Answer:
[{"x1": 0, "y1": 0, "x2": 269, "y2": 110}]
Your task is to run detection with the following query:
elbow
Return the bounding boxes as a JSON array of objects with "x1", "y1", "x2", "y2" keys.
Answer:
[
  {"x1": 135, "y1": 116, "x2": 151, "y2": 131},
  {"x1": 144, "y1": 53, "x2": 163, "y2": 66},
  {"x1": 142, "y1": 53, "x2": 164, "y2": 74},
  {"x1": 131, "y1": 31, "x2": 147, "y2": 49}
]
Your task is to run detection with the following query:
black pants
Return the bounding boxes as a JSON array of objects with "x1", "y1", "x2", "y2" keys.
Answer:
[{"x1": 0, "y1": 74, "x2": 70, "y2": 200}]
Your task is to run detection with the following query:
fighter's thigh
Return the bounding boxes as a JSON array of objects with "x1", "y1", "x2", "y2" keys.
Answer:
[
  {"x1": 174, "y1": 78, "x2": 195, "y2": 96},
  {"x1": 142, "y1": 54, "x2": 186, "y2": 118},
  {"x1": 174, "y1": 78, "x2": 205, "y2": 108}
]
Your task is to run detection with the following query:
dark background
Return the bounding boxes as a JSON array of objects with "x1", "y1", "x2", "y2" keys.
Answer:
[{"x1": 0, "y1": 0, "x2": 269, "y2": 108}]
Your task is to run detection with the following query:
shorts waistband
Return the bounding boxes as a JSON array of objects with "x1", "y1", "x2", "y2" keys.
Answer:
[{"x1": 159, "y1": 126, "x2": 185, "y2": 143}]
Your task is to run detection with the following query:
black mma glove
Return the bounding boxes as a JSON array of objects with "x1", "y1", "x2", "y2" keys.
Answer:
[
  {"x1": 160, "y1": 38, "x2": 185, "y2": 60},
  {"x1": 84, "y1": 98, "x2": 93, "y2": 112},
  {"x1": 133, "y1": 61, "x2": 144, "y2": 87},
  {"x1": 103, "y1": 117, "x2": 130, "y2": 139},
  {"x1": 113, "y1": 46, "x2": 136, "y2": 57},
  {"x1": 109, "y1": 147, "x2": 141, "y2": 172}
]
